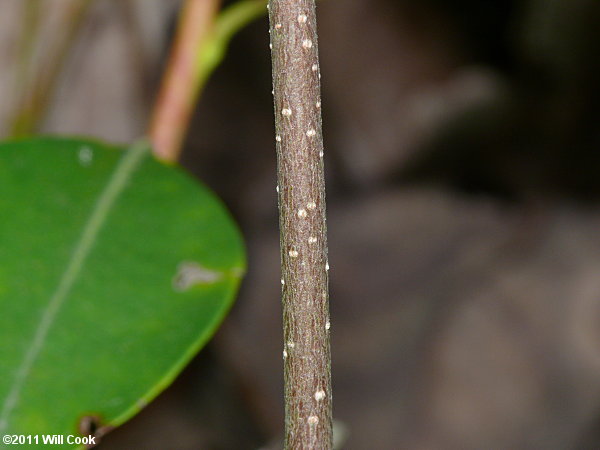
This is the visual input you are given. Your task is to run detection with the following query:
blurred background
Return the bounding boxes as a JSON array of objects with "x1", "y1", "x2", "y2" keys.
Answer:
[{"x1": 1, "y1": 0, "x2": 600, "y2": 448}]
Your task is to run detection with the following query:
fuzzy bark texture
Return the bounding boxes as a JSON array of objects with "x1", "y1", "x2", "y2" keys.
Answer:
[{"x1": 268, "y1": 1, "x2": 333, "y2": 448}]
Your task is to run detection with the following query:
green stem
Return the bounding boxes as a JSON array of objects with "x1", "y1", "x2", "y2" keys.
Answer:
[
  {"x1": 199, "y1": 0, "x2": 267, "y2": 83},
  {"x1": 149, "y1": 0, "x2": 267, "y2": 163},
  {"x1": 13, "y1": 0, "x2": 42, "y2": 105},
  {"x1": 10, "y1": 0, "x2": 94, "y2": 137}
]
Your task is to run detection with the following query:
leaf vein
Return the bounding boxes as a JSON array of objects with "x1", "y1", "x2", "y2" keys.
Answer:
[{"x1": 0, "y1": 140, "x2": 149, "y2": 434}]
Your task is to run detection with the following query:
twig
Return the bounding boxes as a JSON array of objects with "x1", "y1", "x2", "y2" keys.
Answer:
[
  {"x1": 148, "y1": 0, "x2": 222, "y2": 163},
  {"x1": 148, "y1": 0, "x2": 267, "y2": 163},
  {"x1": 268, "y1": 1, "x2": 333, "y2": 448},
  {"x1": 13, "y1": 0, "x2": 42, "y2": 107},
  {"x1": 10, "y1": 0, "x2": 93, "y2": 137},
  {"x1": 198, "y1": 0, "x2": 266, "y2": 82}
]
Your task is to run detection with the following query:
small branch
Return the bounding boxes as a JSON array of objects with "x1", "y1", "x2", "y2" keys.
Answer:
[
  {"x1": 148, "y1": 0, "x2": 221, "y2": 163},
  {"x1": 149, "y1": 0, "x2": 266, "y2": 163},
  {"x1": 268, "y1": 1, "x2": 333, "y2": 448},
  {"x1": 10, "y1": 0, "x2": 93, "y2": 137},
  {"x1": 199, "y1": 0, "x2": 266, "y2": 79},
  {"x1": 13, "y1": 0, "x2": 42, "y2": 104}
]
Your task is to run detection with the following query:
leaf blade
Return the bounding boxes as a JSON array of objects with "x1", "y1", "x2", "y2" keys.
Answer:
[{"x1": 0, "y1": 137, "x2": 245, "y2": 445}]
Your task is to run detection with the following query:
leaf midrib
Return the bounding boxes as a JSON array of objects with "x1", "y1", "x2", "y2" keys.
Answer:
[{"x1": 0, "y1": 141, "x2": 149, "y2": 435}]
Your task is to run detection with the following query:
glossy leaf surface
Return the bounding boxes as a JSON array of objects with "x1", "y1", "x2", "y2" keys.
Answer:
[{"x1": 0, "y1": 138, "x2": 245, "y2": 447}]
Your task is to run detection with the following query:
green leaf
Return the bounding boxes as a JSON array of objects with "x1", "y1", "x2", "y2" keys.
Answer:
[{"x1": 0, "y1": 137, "x2": 245, "y2": 447}]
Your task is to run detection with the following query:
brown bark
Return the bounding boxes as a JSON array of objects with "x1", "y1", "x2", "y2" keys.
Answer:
[{"x1": 268, "y1": 1, "x2": 333, "y2": 448}]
